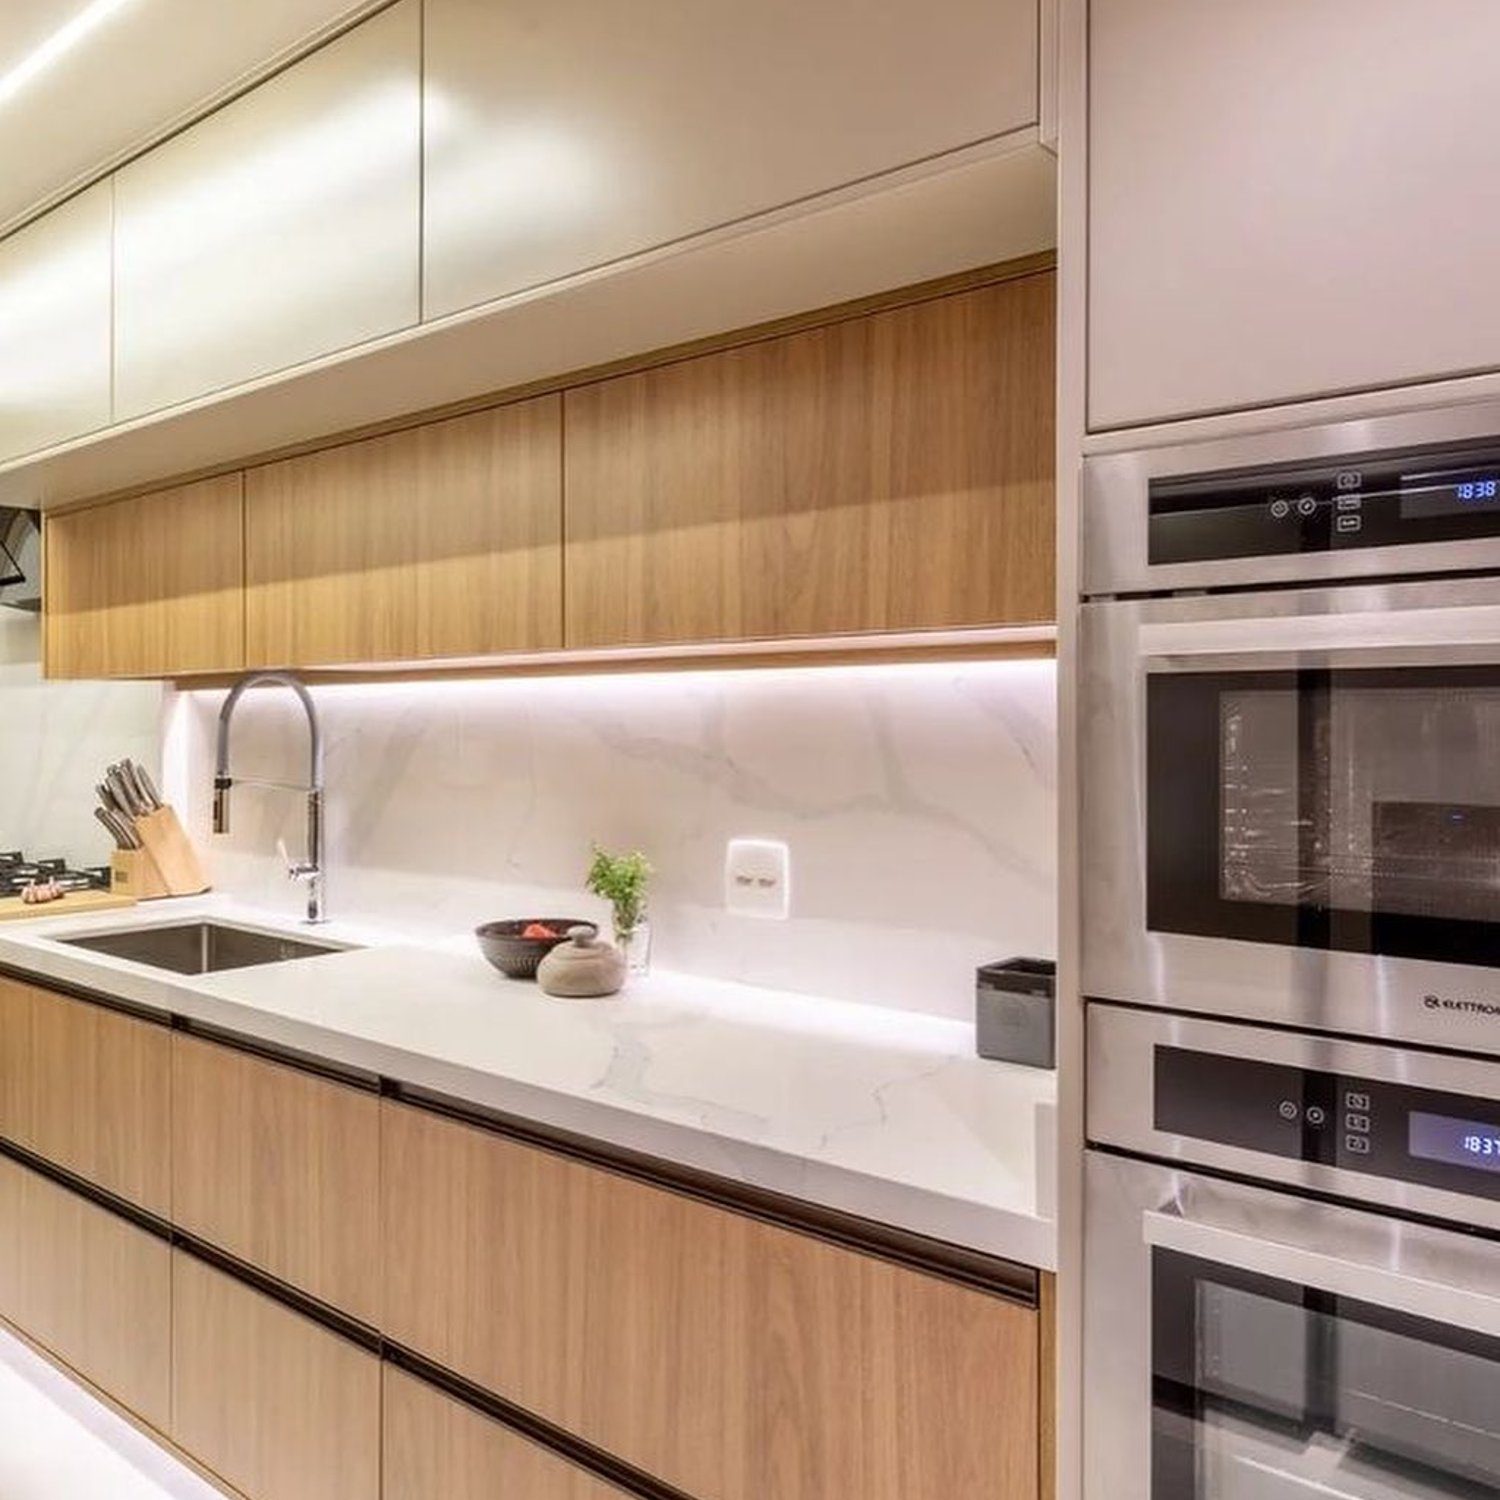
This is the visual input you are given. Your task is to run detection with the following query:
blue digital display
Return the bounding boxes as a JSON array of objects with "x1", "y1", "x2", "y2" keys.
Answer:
[
  {"x1": 1402, "y1": 467, "x2": 1500, "y2": 519},
  {"x1": 1409, "y1": 1111, "x2": 1500, "y2": 1174}
]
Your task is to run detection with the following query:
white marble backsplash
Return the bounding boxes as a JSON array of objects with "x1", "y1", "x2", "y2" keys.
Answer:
[
  {"x1": 167, "y1": 659, "x2": 1056, "y2": 1019},
  {"x1": 0, "y1": 613, "x2": 161, "y2": 868}
]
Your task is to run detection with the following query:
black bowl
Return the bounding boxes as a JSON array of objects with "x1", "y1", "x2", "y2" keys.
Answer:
[{"x1": 475, "y1": 919, "x2": 593, "y2": 980}]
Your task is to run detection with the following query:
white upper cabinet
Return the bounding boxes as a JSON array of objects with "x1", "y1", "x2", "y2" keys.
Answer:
[
  {"x1": 112, "y1": 0, "x2": 421, "y2": 421},
  {"x1": 1089, "y1": 0, "x2": 1500, "y2": 430},
  {"x1": 0, "y1": 183, "x2": 112, "y2": 462},
  {"x1": 421, "y1": 0, "x2": 1040, "y2": 319}
]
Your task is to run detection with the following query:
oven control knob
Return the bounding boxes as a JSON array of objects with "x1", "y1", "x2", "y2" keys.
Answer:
[
  {"x1": 1278, "y1": 1100, "x2": 1299, "y2": 1121},
  {"x1": 1305, "y1": 1106, "x2": 1327, "y2": 1127},
  {"x1": 1296, "y1": 494, "x2": 1318, "y2": 517},
  {"x1": 1270, "y1": 498, "x2": 1291, "y2": 519}
]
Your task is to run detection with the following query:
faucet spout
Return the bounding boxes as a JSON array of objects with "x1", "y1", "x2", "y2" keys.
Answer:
[{"x1": 213, "y1": 672, "x2": 328, "y2": 924}]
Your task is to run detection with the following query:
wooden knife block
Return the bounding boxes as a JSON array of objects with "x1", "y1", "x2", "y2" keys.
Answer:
[{"x1": 111, "y1": 807, "x2": 210, "y2": 900}]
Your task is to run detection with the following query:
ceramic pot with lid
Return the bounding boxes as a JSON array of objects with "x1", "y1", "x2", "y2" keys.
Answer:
[{"x1": 536, "y1": 923, "x2": 627, "y2": 998}]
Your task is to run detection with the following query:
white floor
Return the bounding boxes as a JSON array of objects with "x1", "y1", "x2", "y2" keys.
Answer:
[{"x1": 0, "y1": 1328, "x2": 221, "y2": 1500}]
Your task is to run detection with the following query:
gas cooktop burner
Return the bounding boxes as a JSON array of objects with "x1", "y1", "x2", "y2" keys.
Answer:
[{"x1": 0, "y1": 852, "x2": 111, "y2": 898}]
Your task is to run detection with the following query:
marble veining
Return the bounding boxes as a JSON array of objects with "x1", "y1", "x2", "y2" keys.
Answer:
[{"x1": 167, "y1": 659, "x2": 1056, "y2": 1018}]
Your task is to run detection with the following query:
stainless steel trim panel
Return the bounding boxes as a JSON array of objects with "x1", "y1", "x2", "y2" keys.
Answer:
[
  {"x1": 1080, "y1": 574, "x2": 1500, "y2": 1056},
  {"x1": 1087, "y1": 1003, "x2": 1500, "y2": 1233},
  {"x1": 1082, "y1": 392, "x2": 1500, "y2": 596}
]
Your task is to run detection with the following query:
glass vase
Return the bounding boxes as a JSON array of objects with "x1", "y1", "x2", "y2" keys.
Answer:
[{"x1": 613, "y1": 913, "x2": 652, "y2": 977}]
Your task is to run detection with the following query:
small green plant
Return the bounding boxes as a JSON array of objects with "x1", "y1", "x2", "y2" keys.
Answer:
[{"x1": 586, "y1": 845, "x2": 653, "y2": 937}]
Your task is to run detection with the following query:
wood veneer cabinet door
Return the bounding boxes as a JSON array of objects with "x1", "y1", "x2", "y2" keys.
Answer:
[
  {"x1": 0, "y1": 977, "x2": 32, "y2": 1144},
  {"x1": 171, "y1": 1033, "x2": 380, "y2": 1324},
  {"x1": 22, "y1": 983, "x2": 171, "y2": 1216},
  {"x1": 244, "y1": 397, "x2": 563, "y2": 667},
  {"x1": 383, "y1": 1369, "x2": 629, "y2": 1500},
  {"x1": 0, "y1": 1156, "x2": 171, "y2": 1429},
  {"x1": 382, "y1": 1102, "x2": 1040, "y2": 1500},
  {"x1": 171, "y1": 1251, "x2": 380, "y2": 1500},
  {"x1": 564, "y1": 274, "x2": 1056, "y2": 648},
  {"x1": 44, "y1": 474, "x2": 245, "y2": 679}
]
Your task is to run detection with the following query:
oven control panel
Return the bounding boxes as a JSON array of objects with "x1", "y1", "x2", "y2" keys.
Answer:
[
  {"x1": 1149, "y1": 438, "x2": 1500, "y2": 565},
  {"x1": 1155, "y1": 1046, "x2": 1500, "y2": 1199}
]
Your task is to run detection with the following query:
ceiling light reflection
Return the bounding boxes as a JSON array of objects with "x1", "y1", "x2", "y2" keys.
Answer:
[{"x1": 0, "y1": 0, "x2": 139, "y2": 109}]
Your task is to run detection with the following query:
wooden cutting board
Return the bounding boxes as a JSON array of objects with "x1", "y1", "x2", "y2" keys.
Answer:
[{"x1": 0, "y1": 889, "x2": 137, "y2": 923}]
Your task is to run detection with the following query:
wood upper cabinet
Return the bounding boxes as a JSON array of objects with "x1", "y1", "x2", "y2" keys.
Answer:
[
  {"x1": 384, "y1": 1369, "x2": 629, "y2": 1500},
  {"x1": 44, "y1": 474, "x2": 245, "y2": 679},
  {"x1": 0, "y1": 978, "x2": 170, "y2": 1217},
  {"x1": 171, "y1": 1034, "x2": 381, "y2": 1324},
  {"x1": 171, "y1": 1250, "x2": 380, "y2": 1500},
  {"x1": 564, "y1": 273, "x2": 1056, "y2": 648},
  {"x1": 244, "y1": 397, "x2": 563, "y2": 667},
  {"x1": 382, "y1": 1102, "x2": 1040, "y2": 1500},
  {"x1": 0, "y1": 1155, "x2": 171, "y2": 1429}
]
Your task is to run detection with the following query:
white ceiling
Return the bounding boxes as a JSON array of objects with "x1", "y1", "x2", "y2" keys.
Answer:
[{"x1": 0, "y1": 0, "x2": 378, "y2": 234}]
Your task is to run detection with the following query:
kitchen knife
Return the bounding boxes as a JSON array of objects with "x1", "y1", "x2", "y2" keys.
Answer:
[
  {"x1": 107, "y1": 765, "x2": 143, "y2": 818},
  {"x1": 96, "y1": 782, "x2": 125, "y2": 817},
  {"x1": 94, "y1": 806, "x2": 137, "y2": 850},
  {"x1": 132, "y1": 763, "x2": 163, "y2": 811},
  {"x1": 93, "y1": 806, "x2": 120, "y2": 847},
  {"x1": 121, "y1": 761, "x2": 152, "y2": 814}
]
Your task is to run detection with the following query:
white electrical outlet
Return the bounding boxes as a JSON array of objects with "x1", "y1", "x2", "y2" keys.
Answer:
[{"x1": 725, "y1": 838, "x2": 791, "y2": 919}]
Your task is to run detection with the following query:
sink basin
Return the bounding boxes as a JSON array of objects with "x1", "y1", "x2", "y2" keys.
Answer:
[{"x1": 59, "y1": 921, "x2": 353, "y2": 976}]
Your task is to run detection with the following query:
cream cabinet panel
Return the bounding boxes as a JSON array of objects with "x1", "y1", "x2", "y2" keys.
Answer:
[
  {"x1": 0, "y1": 182, "x2": 112, "y2": 461},
  {"x1": 1089, "y1": 0, "x2": 1500, "y2": 429},
  {"x1": 423, "y1": 0, "x2": 1038, "y2": 318},
  {"x1": 113, "y1": 0, "x2": 420, "y2": 421}
]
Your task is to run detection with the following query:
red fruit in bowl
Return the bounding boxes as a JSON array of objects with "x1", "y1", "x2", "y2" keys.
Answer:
[{"x1": 521, "y1": 922, "x2": 560, "y2": 940}]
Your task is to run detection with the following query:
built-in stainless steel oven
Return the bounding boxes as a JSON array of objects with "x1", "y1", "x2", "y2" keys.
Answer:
[
  {"x1": 1085, "y1": 1004, "x2": 1500, "y2": 1500},
  {"x1": 1081, "y1": 402, "x2": 1500, "y2": 1054},
  {"x1": 1082, "y1": 574, "x2": 1500, "y2": 1055}
]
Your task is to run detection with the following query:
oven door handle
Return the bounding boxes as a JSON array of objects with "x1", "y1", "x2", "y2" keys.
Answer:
[
  {"x1": 1139, "y1": 602, "x2": 1500, "y2": 661},
  {"x1": 1144, "y1": 1208, "x2": 1500, "y2": 1338}
]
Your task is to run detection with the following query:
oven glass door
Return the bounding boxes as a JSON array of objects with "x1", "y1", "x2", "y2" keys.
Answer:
[
  {"x1": 1152, "y1": 1247, "x2": 1500, "y2": 1498},
  {"x1": 1148, "y1": 666, "x2": 1500, "y2": 967}
]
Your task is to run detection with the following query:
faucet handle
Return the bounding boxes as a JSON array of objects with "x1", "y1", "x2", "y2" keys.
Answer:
[{"x1": 277, "y1": 838, "x2": 314, "y2": 880}]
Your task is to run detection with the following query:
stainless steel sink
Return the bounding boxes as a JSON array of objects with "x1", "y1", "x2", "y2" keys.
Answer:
[{"x1": 59, "y1": 921, "x2": 353, "y2": 976}]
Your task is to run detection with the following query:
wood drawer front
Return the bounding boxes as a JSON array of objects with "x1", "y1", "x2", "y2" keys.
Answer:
[
  {"x1": 172, "y1": 1251, "x2": 380, "y2": 1500},
  {"x1": 244, "y1": 396, "x2": 564, "y2": 668},
  {"x1": 564, "y1": 274, "x2": 1056, "y2": 649},
  {"x1": 384, "y1": 1368, "x2": 628, "y2": 1500},
  {"x1": 0, "y1": 979, "x2": 171, "y2": 1216},
  {"x1": 0, "y1": 978, "x2": 32, "y2": 1145},
  {"x1": 43, "y1": 474, "x2": 245, "y2": 679},
  {"x1": 171, "y1": 1034, "x2": 380, "y2": 1324},
  {"x1": 0, "y1": 1155, "x2": 171, "y2": 1428},
  {"x1": 382, "y1": 1102, "x2": 1039, "y2": 1500}
]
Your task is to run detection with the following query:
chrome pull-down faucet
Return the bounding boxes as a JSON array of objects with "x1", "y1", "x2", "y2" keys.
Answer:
[{"x1": 213, "y1": 672, "x2": 327, "y2": 925}]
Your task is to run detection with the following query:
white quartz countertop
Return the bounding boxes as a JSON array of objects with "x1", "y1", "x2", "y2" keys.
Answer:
[{"x1": 0, "y1": 897, "x2": 1056, "y2": 1270}]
